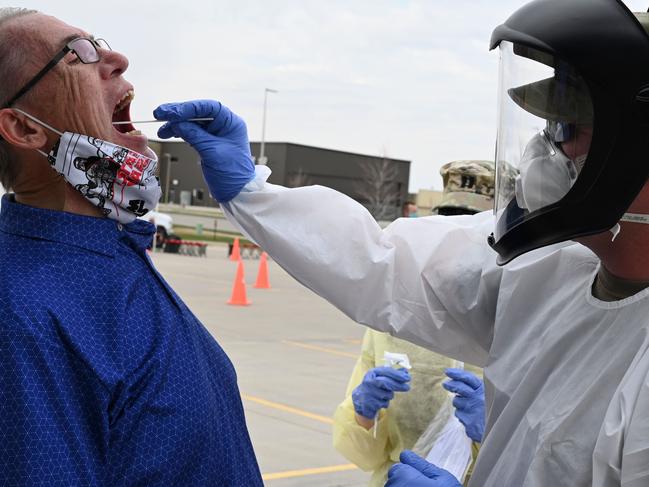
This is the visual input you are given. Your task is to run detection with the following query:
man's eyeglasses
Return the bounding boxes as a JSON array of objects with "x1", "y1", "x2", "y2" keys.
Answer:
[
  {"x1": 546, "y1": 120, "x2": 575, "y2": 144},
  {"x1": 3, "y1": 37, "x2": 111, "y2": 109}
]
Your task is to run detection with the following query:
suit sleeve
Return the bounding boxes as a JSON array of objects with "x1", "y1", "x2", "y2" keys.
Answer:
[{"x1": 225, "y1": 166, "x2": 503, "y2": 366}]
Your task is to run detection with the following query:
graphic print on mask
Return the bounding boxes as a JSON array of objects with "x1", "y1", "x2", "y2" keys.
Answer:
[{"x1": 47, "y1": 133, "x2": 161, "y2": 223}]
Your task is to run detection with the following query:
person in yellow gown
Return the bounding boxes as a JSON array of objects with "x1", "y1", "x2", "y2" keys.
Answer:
[{"x1": 333, "y1": 161, "x2": 494, "y2": 486}]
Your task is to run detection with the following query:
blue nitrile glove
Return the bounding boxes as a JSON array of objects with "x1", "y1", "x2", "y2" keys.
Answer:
[
  {"x1": 385, "y1": 450, "x2": 462, "y2": 487},
  {"x1": 352, "y1": 366, "x2": 411, "y2": 419},
  {"x1": 443, "y1": 368, "x2": 485, "y2": 442},
  {"x1": 153, "y1": 100, "x2": 255, "y2": 202}
]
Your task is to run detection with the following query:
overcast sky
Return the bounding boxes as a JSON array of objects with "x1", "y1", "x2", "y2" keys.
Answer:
[{"x1": 13, "y1": 0, "x2": 649, "y2": 191}]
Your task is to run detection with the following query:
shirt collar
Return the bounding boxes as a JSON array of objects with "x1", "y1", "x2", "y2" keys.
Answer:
[{"x1": 0, "y1": 194, "x2": 156, "y2": 256}]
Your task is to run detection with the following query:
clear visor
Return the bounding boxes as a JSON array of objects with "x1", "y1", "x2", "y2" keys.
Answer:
[{"x1": 493, "y1": 41, "x2": 593, "y2": 242}]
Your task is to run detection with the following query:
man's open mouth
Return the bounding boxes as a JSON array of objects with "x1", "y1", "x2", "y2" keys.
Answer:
[{"x1": 112, "y1": 90, "x2": 142, "y2": 136}]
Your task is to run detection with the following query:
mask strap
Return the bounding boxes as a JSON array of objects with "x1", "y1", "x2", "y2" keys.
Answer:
[
  {"x1": 610, "y1": 213, "x2": 649, "y2": 242},
  {"x1": 620, "y1": 213, "x2": 649, "y2": 224},
  {"x1": 11, "y1": 109, "x2": 63, "y2": 159},
  {"x1": 12, "y1": 108, "x2": 63, "y2": 137}
]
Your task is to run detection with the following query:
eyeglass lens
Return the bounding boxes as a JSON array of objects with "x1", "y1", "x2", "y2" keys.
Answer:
[
  {"x1": 546, "y1": 121, "x2": 575, "y2": 143},
  {"x1": 69, "y1": 38, "x2": 111, "y2": 64}
]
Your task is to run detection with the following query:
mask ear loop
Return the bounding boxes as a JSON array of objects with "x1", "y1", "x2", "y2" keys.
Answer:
[
  {"x1": 610, "y1": 214, "x2": 649, "y2": 242},
  {"x1": 620, "y1": 213, "x2": 649, "y2": 224},
  {"x1": 11, "y1": 108, "x2": 63, "y2": 158}
]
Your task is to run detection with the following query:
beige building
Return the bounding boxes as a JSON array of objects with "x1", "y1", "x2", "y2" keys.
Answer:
[{"x1": 415, "y1": 189, "x2": 444, "y2": 216}]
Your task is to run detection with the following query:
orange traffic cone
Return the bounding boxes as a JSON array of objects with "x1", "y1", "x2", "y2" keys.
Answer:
[
  {"x1": 230, "y1": 237, "x2": 241, "y2": 261},
  {"x1": 228, "y1": 260, "x2": 251, "y2": 306},
  {"x1": 254, "y1": 252, "x2": 271, "y2": 289}
]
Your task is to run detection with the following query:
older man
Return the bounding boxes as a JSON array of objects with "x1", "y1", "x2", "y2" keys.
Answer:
[{"x1": 0, "y1": 8, "x2": 262, "y2": 486}]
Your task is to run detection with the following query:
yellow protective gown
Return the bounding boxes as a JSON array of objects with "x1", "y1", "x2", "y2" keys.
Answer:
[{"x1": 333, "y1": 329, "x2": 481, "y2": 487}]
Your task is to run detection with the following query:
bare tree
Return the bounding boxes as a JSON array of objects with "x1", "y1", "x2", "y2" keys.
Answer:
[
  {"x1": 287, "y1": 168, "x2": 313, "y2": 188},
  {"x1": 355, "y1": 157, "x2": 401, "y2": 221}
]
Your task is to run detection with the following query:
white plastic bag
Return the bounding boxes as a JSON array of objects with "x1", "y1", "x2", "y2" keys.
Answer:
[{"x1": 411, "y1": 362, "x2": 473, "y2": 483}]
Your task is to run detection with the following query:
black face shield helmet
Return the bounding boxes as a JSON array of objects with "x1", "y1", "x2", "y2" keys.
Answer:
[{"x1": 487, "y1": 0, "x2": 649, "y2": 265}]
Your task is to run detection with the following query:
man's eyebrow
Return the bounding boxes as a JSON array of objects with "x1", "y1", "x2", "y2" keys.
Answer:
[{"x1": 61, "y1": 33, "x2": 95, "y2": 44}]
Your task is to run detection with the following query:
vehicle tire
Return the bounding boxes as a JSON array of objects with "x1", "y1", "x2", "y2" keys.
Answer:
[
  {"x1": 156, "y1": 226, "x2": 168, "y2": 248},
  {"x1": 163, "y1": 234, "x2": 182, "y2": 254}
]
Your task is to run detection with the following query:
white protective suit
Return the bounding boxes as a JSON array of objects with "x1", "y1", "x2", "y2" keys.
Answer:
[{"x1": 224, "y1": 166, "x2": 649, "y2": 487}]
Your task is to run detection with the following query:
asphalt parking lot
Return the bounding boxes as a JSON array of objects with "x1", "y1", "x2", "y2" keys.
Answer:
[{"x1": 151, "y1": 245, "x2": 371, "y2": 486}]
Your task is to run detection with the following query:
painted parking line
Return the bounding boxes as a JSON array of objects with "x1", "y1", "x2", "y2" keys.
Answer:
[
  {"x1": 282, "y1": 340, "x2": 358, "y2": 359},
  {"x1": 262, "y1": 463, "x2": 358, "y2": 481},
  {"x1": 241, "y1": 394, "x2": 334, "y2": 425}
]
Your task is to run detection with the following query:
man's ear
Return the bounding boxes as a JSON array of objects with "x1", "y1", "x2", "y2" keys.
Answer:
[{"x1": 0, "y1": 109, "x2": 48, "y2": 149}]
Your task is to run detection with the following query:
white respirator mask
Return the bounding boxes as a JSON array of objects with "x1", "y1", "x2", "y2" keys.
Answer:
[
  {"x1": 514, "y1": 131, "x2": 584, "y2": 213},
  {"x1": 16, "y1": 109, "x2": 161, "y2": 224},
  {"x1": 514, "y1": 130, "x2": 649, "y2": 240}
]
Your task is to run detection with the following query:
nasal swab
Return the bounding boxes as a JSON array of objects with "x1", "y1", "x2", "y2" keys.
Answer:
[{"x1": 112, "y1": 117, "x2": 214, "y2": 125}]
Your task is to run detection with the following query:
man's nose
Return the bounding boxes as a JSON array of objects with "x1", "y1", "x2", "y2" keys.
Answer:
[{"x1": 98, "y1": 49, "x2": 129, "y2": 79}]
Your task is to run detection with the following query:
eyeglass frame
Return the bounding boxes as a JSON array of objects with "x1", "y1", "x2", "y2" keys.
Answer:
[
  {"x1": 545, "y1": 120, "x2": 578, "y2": 144},
  {"x1": 3, "y1": 36, "x2": 111, "y2": 109}
]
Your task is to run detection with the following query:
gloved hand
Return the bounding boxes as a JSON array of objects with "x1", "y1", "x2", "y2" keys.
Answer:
[
  {"x1": 443, "y1": 368, "x2": 485, "y2": 442},
  {"x1": 153, "y1": 100, "x2": 255, "y2": 203},
  {"x1": 352, "y1": 366, "x2": 410, "y2": 419},
  {"x1": 385, "y1": 450, "x2": 462, "y2": 486}
]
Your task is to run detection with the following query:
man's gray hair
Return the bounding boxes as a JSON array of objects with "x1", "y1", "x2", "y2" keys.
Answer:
[{"x1": 0, "y1": 7, "x2": 39, "y2": 190}]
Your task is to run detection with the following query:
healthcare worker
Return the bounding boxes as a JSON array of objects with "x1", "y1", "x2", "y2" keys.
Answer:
[
  {"x1": 332, "y1": 160, "x2": 493, "y2": 487},
  {"x1": 154, "y1": 0, "x2": 649, "y2": 484},
  {"x1": 334, "y1": 344, "x2": 483, "y2": 487}
]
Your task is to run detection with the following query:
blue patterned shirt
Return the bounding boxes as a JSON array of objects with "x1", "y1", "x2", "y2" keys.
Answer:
[{"x1": 0, "y1": 195, "x2": 263, "y2": 486}]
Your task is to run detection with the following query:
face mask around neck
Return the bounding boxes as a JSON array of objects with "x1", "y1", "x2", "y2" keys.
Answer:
[{"x1": 15, "y1": 109, "x2": 161, "y2": 224}]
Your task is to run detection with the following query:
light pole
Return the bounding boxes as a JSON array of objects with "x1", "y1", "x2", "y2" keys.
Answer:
[
  {"x1": 163, "y1": 153, "x2": 178, "y2": 203},
  {"x1": 259, "y1": 88, "x2": 278, "y2": 165}
]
